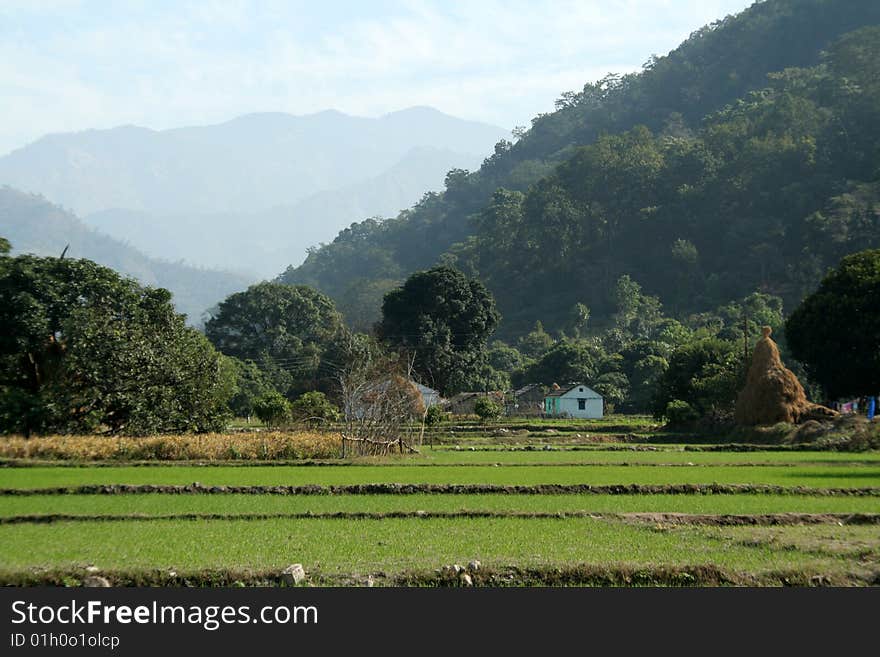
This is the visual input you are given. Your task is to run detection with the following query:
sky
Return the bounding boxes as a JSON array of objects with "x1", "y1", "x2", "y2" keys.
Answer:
[{"x1": 0, "y1": 0, "x2": 756, "y2": 156}]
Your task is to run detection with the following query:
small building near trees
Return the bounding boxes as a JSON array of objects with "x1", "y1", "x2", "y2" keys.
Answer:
[
  {"x1": 413, "y1": 382, "x2": 443, "y2": 409},
  {"x1": 507, "y1": 383, "x2": 545, "y2": 416},
  {"x1": 345, "y1": 377, "x2": 442, "y2": 420},
  {"x1": 544, "y1": 384, "x2": 603, "y2": 419},
  {"x1": 445, "y1": 391, "x2": 504, "y2": 416}
]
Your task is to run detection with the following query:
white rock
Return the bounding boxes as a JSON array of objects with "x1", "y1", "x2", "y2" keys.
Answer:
[
  {"x1": 281, "y1": 564, "x2": 306, "y2": 585},
  {"x1": 468, "y1": 560, "x2": 481, "y2": 572},
  {"x1": 460, "y1": 573, "x2": 473, "y2": 587},
  {"x1": 83, "y1": 576, "x2": 111, "y2": 587}
]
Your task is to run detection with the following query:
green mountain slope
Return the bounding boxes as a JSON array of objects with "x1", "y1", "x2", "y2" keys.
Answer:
[{"x1": 280, "y1": 0, "x2": 880, "y2": 337}]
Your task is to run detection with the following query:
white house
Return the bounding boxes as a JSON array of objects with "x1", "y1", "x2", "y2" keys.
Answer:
[{"x1": 544, "y1": 384, "x2": 603, "y2": 419}]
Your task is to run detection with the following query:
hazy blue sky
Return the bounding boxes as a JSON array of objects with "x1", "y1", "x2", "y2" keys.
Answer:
[{"x1": 1, "y1": 0, "x2": 755, "y2": 156}]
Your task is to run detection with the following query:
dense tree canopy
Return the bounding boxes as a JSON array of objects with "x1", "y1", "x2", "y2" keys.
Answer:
[
  {"x1": 785, "y1": 249, "x2": 880, "y2": 399},
  {"x1": 0, "y1": 253, "x2": 233, "y2": 435},
  {"x1": 205, "y1": 282, "x2": 344, "y2": 398},
  {"x1": 651, "y1": 338, "x2": 743, "y2": 422},
  {"x1": 377, "y1": 266, "x2": 500, "y2": 395},
  {"x1": 225, "y1": 356, "x2": 279, "y2": 420},
  {"x1": 518, "y1": 341, "x2": 599, "y2": 388}
]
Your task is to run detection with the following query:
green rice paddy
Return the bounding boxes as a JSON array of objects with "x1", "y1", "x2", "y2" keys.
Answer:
[
  {"x1": 2, "y1": 463, "x2": 878, "y2": 489},
  {"x1": 1, "y1": 439, "x2": 878, "y2": 586}
]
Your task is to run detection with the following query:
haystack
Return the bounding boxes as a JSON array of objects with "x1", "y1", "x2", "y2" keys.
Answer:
[{"x1": 734, "y1": 326, "x2": 837, "y2": 426}]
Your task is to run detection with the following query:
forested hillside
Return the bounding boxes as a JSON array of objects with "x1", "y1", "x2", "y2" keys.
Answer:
[
  {"x1": 281, "y1": 0, "x2": 880, "y2": 337},
  {"x1": 0, "y1": 187, "x2": 252, "y2": 323}
]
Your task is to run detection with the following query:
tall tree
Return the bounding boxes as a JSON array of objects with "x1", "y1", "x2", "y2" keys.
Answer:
[
  {"x1": 205, "y1": 282, "x2": 344, "y2": 398},
  {"x1": 785, "y1": 249, "x2": 880, "y2": 399},
  {"x1": 377, "y1": 266, "x2": 500, "y2": 395},
  {"x1": 0, "y1": 254, "x2": 233, "y2": 435},
  {"x1": 519, "y1": 340, "x2": 599, "y2": 387}
]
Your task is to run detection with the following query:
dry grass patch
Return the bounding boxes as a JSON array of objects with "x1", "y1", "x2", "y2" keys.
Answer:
[{"x1": 0, "y1": 432, "x2": 342, "y2": 461}]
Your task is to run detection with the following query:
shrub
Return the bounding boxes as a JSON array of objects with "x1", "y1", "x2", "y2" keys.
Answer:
[
  {"x1": 253, "y1": 391, "x2": 291, "y2": 428},
  {"x1": 474, "y1": 397, "x2": 503, "y2": 422},
  {"x1": 664, "y1": 400, "x2": 699, "y2": 426},
  {"x1": 424, "y1": 405, "x2": 447, "y2": 426},
  {"x1": 289, "y1": 391, "x2": 340, "y2": 426}
]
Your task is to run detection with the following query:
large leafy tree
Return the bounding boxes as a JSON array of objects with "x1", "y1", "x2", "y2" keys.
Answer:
[
  {"x1": 786, "y1": 249, "x2": 880, "y2": 399},
  {"x1": 205, "y1": 282, "x2": 344, "y2": 398},
  {"x1": 224, "y1": 356, "x2": 279, "y2": 420},
  {"x1": 377, "y1": 266, "x2": 500, "y2": 395},
  {"x1": 519, "y1": 340, "x2": 599, "y2": 387},
  {"x1": 0, "y1": 254, "x2": 233, "y2": 435},
  {"x1": 651, "y1": 337, "x2": 742, "y2": 421}
]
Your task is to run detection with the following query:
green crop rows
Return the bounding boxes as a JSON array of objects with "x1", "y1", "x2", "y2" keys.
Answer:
[
  {"x1": 2, "y1": 463, "x2": 879, "y2": 489},
  {"x1": 1, "y1": 445, "x2": 878, "y2": 586}
]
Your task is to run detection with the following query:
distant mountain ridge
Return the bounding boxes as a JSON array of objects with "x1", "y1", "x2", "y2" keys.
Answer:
[
  {"x1": 82, "y1": 144, "x2": 483, "y2": 276},
  {"x1": 0, "y1": 106, "x2": 506, "y2": 276},
  {"x1": 0, "y1": 187, "x2": 252, "y2": 324}
]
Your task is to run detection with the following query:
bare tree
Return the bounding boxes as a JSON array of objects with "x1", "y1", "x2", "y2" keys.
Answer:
[{"x1": 337, "y1": 335, "x2": 427, "y2": 457}]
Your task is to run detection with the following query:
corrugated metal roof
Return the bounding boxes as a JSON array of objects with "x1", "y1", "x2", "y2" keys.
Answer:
[{"x1": 514, "y1": 383, "x2": 541, "y2": 396}]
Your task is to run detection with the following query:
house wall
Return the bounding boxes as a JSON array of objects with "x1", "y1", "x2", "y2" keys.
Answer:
[
  {"x1": 449, "y1": 392, "x2": 504, "y2": 416},
  {"x1": 508, "y1": 399, "x2": 543, "y2": 416},
  {"x1": 421, "y1": 390, "x2": 441, "y2": 408},
  {"x1": 544, "y1": 389, "x2": 603, "y2": 419},
  {"x1": 449, "y1": 398, "x2": 479, "y2": 415},
  {"x1": 556, "y1": 396, "x2": 603, "y2": 419}
]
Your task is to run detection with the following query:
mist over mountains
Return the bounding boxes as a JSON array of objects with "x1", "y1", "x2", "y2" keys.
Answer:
[
  {"x1": 0, "y1": 107, "x2": 507, "y2": 277},
  {"x1": 0, "y1": 187, "x2": 251, "y2": 323}
]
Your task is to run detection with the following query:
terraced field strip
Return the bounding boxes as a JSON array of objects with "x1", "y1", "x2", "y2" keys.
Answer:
[
  {"x1": 0, "y1": 565, "x2": 808, "y2": 587},
  {"x1": 2, "y1": 464, "x2": 879, "y2": 489},
  {"x1": 4, "y1": 493, "x2": 878, "y2": 517},
  {"x1": 6, "y1": 483, "x2": 880, "y2": 497},
  {"x1": 697, "y1": 524, "x2": 880, "y2": 560},
  {"x1": 0, "y1": 516, "x2": 874, "y2": 581},
  {"x1": 416, "y1": 450, "x2": 880, "y2": 465},
  {"x1": 4, "y1": 511, "x2": 878, "y2": 526},
  {"x1": 4, "y1": 452, "x2": 878, "y2": 469}
]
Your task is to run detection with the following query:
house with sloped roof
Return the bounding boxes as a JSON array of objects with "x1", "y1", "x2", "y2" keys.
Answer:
[
  {"x1": 544, "y1": 383, "x2": 603, "y2": 419},
  {"x1": 507, "y1": 383, "x2": 545, "y2": 416}
]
